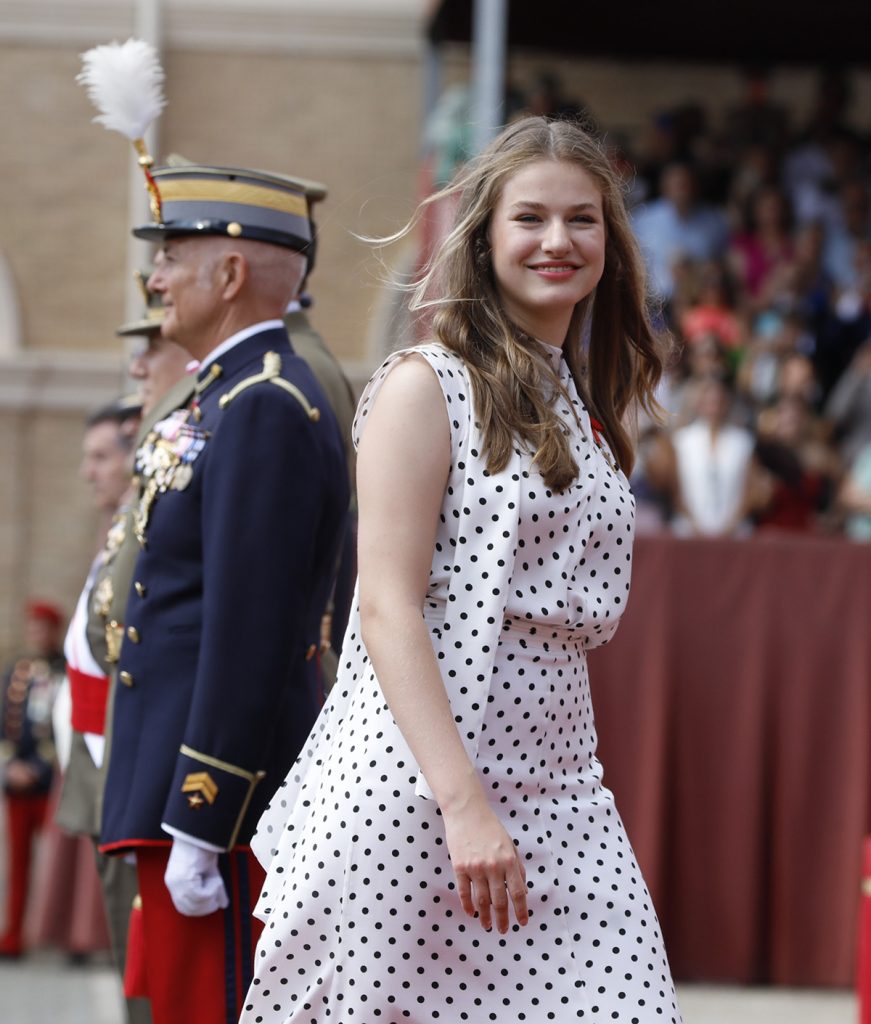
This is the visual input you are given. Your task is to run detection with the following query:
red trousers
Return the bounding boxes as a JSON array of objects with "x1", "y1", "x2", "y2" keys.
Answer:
[
  {"x1": 136, "y1": 845, "x2": 265, "y2": 1024},
  {"x1": 0, "y1": 791, "x2": 48, "y2": 953}
]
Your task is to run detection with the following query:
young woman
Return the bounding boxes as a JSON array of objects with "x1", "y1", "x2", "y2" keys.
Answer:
[{"x1": 241, "y1": 117, "x2": 682, "y2": 1023}]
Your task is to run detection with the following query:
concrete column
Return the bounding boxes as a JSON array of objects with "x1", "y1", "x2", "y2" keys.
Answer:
[
  {"x1": 125, "y1": 0, "x2": 163, "y2": 321},
  {"x1": 471, "y1": 0, "x2": 507, "y2": 154},
  {"x1": 421, "y1": 38, "x2": 442, "y2": 156}
]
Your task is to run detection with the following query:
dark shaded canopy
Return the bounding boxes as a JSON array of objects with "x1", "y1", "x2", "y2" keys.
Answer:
[{"x1": 427, "y1": 0, "x2": 871, "y2": 67}]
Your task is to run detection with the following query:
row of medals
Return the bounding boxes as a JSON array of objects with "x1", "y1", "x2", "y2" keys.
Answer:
[
  {"x1": 88, "y1": 402, "x2": 208, "y2": 663},
  {"x1": 133, "y1": 404, "x2": 208, "y2": 547}
]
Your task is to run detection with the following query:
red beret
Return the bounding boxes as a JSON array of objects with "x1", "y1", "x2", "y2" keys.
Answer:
[{"x1": 25, "y1": 600, "x2": 63, "y2": 628}]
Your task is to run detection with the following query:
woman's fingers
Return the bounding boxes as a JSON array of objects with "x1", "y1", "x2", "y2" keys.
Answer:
[
  {"x1": 487, "y1": 852, "x2": 527, "y2": 933},
  {"x1": 456, "y1": 870, "x2": 475, "y2": 917},
  {"x1": 444, "y1": 803, "x2": 529, "y2": 932},
  {"x1": 488, "y1": 869, "x2": 510, "y2": 933},
  {"x1": 472, "y1": 870, "x2": 493, "y2": 930},
  {"x1": 457, "y1": 852, "x2": 528, "y2": 933},
  {"x1": 506, "y1": 853, "x2": 529, "y2": 928}
]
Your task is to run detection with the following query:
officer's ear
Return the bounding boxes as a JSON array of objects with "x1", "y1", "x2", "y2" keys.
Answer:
[{"x1": 218, "y1": 251, "x2": 248, "y2": 301}]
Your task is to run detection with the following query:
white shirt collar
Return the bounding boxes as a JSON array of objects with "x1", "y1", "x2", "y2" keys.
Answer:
[{"x1": 198, "y1": 319, "x2": 285, "y2": 373}]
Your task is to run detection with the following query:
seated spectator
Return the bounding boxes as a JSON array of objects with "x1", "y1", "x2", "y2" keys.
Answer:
[
  {"x1": 776, "y1": 351, "x2": 822, "y2": 407},
  {"x1": 632, "y1": 161, "x2": 729, "y2": 302},
  {"x1": 605, "y1": 134, "x2": 648, "y2": 210},
  {"x1": 678, "y1": 259, "x2": 745, "y2": 352},
  {"x1": 783, "y1": 67, "x2": 857, "y2": 225},
  {"x1": 752, "y1": 395, "x2": 840, "y2": 532},
  {"x1": 661, "y1": 332, "x2": 740, "y2": 429},
  {"x1": 817, "y1": 238, "x2": 871, "y2": 396},
  {"x1": 840, "y1": 443, "x2": 871, "y2": 541},
  {"x1": 728, "y1": 184, "x2": 794, "y2": 306},
  {"x1": 726, "y1": 142, "x2": 781, "y2": 227},
  {"x1": 722, "y1": 64, "x2": 790, "y2": 158},
  {"x1": 671, "y1": 374, "x2": 756, "y2": 537},
  {"x1": 822, "y1": 178, "x2": 871, "y2": 292},
  {"x1": 524, "y1": 71, "x2": 589, "y2": 122},
  {"x1": 631, "y1": 426, "x2": 679, "y2": 535},
  {"x1": 738, "y1": 315, "x2": 816, "y2": 409},
  {"x1": 825, "y1": 340, "x2": 871, "y2": 466},
  {"x1": 634, "y1": 110, "x2": 682, "y2": 202},
  {"x1": 763, "y1": 221, "x2": 832, "y2": 325}
]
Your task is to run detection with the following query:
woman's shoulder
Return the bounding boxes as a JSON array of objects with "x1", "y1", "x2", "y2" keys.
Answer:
[
  {"x1": 368, "y1": 344, "x2": 470, "y2": 404},
  {"x1": 397, "y1": 341, "x2": 468, "y2": 376},
  {"x1": 353, "y1": 343, "x2": 472, "y2": 452}
]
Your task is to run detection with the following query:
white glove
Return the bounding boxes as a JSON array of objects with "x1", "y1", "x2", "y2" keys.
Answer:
[{"x1": 164, "y1": 837, "x2": 229, "y2": 917}]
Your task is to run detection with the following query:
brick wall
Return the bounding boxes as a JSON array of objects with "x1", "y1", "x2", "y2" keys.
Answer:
[{"x1": 0, "y1": 408, "x2": 98, "y2": 658}]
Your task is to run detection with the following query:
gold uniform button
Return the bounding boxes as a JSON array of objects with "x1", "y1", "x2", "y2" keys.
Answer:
[
  {"x1": 126, "y1": 626, "x2": 140, "y2": 644},
  {"x1": 134, "y1": 582, "x2": 147, "y2": 598},
  {"x1": 120, "y1": 671, "x2": 134, "y2": 688}
]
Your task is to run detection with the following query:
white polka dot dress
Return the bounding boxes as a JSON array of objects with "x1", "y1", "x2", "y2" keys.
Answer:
[{"x1": 241, "y1": 344, "x2": 682, "y2": 1024}]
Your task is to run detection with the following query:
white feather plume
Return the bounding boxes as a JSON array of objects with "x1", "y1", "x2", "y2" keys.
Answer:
[{"x1": 77, "y1": 38, "x2": 166, "y2": 141}]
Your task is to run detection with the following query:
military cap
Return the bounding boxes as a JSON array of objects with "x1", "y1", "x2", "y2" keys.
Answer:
[
  {"x1": 116, "y1": 269, "x2": 165, "y2": 338},
  {"x1": 132, "y1": 164, "x2": 317, "y2": 254},
  {"x1": 163, "y1": 154, "x2": 327, "y2": 206}
]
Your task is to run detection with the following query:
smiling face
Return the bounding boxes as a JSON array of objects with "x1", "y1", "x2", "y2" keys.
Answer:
[{"x1": 488, "y1": 159, "x2": 606, "y2": 346}]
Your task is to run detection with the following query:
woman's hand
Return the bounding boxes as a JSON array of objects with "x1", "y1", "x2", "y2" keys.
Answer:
[{"x1": 442, "y1": 791, "x2": 528, "y2": 934}]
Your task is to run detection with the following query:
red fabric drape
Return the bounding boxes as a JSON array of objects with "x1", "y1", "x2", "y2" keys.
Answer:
[{"x1": 589, "y1": 534, "x2": 871, "y2": 986}]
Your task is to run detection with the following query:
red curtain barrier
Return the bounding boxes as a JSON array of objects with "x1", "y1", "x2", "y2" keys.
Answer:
[{"x1": 589, "y1": 533, "x2": 871, "y2": 987}]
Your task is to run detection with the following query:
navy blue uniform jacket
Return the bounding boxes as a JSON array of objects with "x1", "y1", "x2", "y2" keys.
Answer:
[{"x1": 100, "y1": 327, "x2": 349, "y2": 853}]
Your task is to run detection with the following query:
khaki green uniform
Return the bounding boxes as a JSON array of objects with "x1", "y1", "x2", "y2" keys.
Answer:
[
  {"x1": 284, "y1": 310, "x2": 357, "y2": 690},
  {"x1": 284, "y1": 309, "x2": 356, "y2": 487},
  {"x1": 56, "y1": 374, "x2": 195, "y2": 1024}
]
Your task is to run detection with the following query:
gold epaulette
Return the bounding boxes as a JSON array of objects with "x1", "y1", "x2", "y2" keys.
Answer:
[{"x1": 218, "y1": 351, "x2": 320, "y2": 422}]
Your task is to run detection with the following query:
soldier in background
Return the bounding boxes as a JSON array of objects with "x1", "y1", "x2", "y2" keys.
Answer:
[
  {"x1": 282, "y1": 180, "x2": 357, "y2": 686},
  {"x1": 34, "y1": 401, "x2": 139, "y2": 964},
  {"x1": 55, "y1": 285, "x2": 193, "y2": 1023},
  {"x1": 27, "y1": 402, "x2": 141, "y2": 965},
  {"x1": 0, "y1": 601, "x2": 65, "y2": 958}
]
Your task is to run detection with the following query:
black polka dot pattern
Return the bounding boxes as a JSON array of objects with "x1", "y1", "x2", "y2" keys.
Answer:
[{"x1": 242, "y1": 344, "x2": 682, "y2": 1023}]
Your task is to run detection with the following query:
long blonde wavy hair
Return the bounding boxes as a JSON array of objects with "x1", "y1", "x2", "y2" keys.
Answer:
[{"x1": 405, "y1": 116, "x2": 665, "y2": 491}]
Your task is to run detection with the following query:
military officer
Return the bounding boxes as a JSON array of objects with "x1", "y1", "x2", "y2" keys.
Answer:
[
  {"x1": 123, "y1": 277, "x2": 195, "y2": 421},
  {"x1": 56, "y1": 290, "x2": 192, "y2": 1024},
  {"x1": 99, "y1": 164, "x2": 349, "y2": 1024}
]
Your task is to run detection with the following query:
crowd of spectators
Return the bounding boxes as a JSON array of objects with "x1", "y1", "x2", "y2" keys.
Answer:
[
  {"x1": 616, "y1": 67, "x2": 871, "y2": 540},
  {"x1": 423, "y1": 66, "x2": 871, "y2": 540}
]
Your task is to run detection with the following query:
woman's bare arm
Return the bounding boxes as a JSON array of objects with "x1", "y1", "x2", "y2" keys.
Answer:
[{"x1": 356, "y1": 355, "x2": 527, "y2": 933}]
